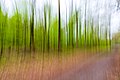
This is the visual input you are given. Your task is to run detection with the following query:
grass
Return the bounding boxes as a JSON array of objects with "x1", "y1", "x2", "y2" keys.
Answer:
[
  {"x1": 0, "y1": 47, "x2": 114, "y2": 80},
  {"x1": 0, "y1": 45, "x2": 110, "y2": 69},
  {"x1": 0, "y1": 50, "x2": 98, "y2": 80}
]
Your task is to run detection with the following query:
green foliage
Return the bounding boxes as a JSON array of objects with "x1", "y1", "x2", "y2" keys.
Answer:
[{"x1": 0, "y1": 1, "x2": 111, "y2": 57}]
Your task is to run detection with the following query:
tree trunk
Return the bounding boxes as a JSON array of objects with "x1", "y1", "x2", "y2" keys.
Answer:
[
  {"x1": 58, "y1": 0, "x2": 61, "y2": 52},
  {"x1": 0, "y1": 24, "x2": 3, "y2": 59},
  {"x1": 30, "y1": 0, "x2": 35, "y2": 52},
  {"x1": 43, "y1": 6, "x2": 47, "y2": 52},
  {"x1": 48, "y1": 6, "x2": 51, "y2": 52},
  {"x1": 76, "y1": 10, "x2": 78, "y2": 48}
]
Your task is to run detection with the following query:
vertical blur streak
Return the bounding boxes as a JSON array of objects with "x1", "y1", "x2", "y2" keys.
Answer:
[
  {"x1": 58, "y1": 0, "x2": 61, "y2": 52},
  {"x1": 84, "y1": 0, "x2": 87, "y2": 47},
  {"x1": 30, "y1": 0, "x2": 36, "y2": 52},
  {"x1": 76, "y1": 9, "x2": 78, "y2": 48},
  {"x1": 48, "y1": 3, "x2": 51, "y2": 52},
  {"x1": 0, "y1": 0, "x2": 115, "y2": 57},
  {"x1": 43, "y1": 5, "x2": 47, "y2": 52}
]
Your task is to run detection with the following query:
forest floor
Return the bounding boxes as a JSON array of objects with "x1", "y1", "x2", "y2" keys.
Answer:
[
  {"x1": 0, "y1": 46, "x2": 120, "y2": 80},
  {"x1": 55, "y1": 45, "x2": 120, "y2": 80}
]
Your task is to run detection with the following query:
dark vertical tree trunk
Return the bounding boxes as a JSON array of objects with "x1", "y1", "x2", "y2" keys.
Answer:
[
  {"x1": 0, "y1": 24, "x2": 3, "y2": 59},
  {"x1": 48, "y1": 25, "x2": 50, "y2": 52},
  {"x1": 105, "y1": 27, "x2": 108, "y2": 46},
  {"x1": 24, "y1": 21, "x2": 27, "y2": 52},
  {"x1": 76, "y1": 10, "x2": 78, "y2": 48},
  {"x1": 48, "y1": 6, "x2": 51, "y2": 52},
  {"x1": 30, "y1": 0, "x2": 35, "y2": 52},
  {"x1": 91, "y1": 19, "x2": 94, "y2": 47},
  {"x1": 58, "y1": 0, "x2": 61, "y2": 52},
  {"x1": 43, "y1": 6, "x2": 47, "y2": 52},
  {"x1": 14, "y1": 2, "x2": 20, "y2": 55},
  {"x1": 16, "y1": 12, "x2": 19, "y2": 54},
  {"x1": 69, "y1": 22, "x2": 70, "y2": 47},
  {"x1": 30, "y1": 16, "x2": 35, "y2": 52},
  {"x1": 24, "y1": 15, "x2": 28, "y2": 54},
  {"x1": 48, "y1": 30, "x2": 50, "y2": 51},
  {"x1": 0, "y1": 14, "x2": 7, "y2": 59}
]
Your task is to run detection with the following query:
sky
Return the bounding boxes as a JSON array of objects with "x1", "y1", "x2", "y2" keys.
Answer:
[{"x1": 1, "y1": 0, "x2": 120, "y2": 34}]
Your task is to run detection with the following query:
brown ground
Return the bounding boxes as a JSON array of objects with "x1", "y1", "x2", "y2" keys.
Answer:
[
  {"x1": 0, "y1": 46, "x2": 120, "y2": 80},
  {"x1": 55, "y1": 47, "x2": 120, "y2": 80}
]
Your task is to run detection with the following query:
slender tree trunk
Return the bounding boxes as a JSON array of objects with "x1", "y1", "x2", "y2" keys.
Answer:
[
  {"x1": 105, "y1": 27, "x2": 108, "y2": 46},
  {"x1": 30, "y1": 15, "x2": 35, "y2": 52},
  {"x1": 30, "y1": 0, "x2": 35, "y2": 52},
  {"x1": 43, "y1": 6, "x2": 47, "y2": 52},
  {"x1": 79, "y1": 16, "x2": 82, "y2": 47},
  {"x1": 58, "y1": 0, "x2": 61, "y2": 52},
  {"x1": 0, "y1": 24, "x2": 3, "y2": 59},
  {"x1": 16, "y1": 13, "x2": 19, "y2": 54},
  {"x1": 76, "y1": 10, "x2": 78, "y2": 48},
  {"x1": 69, "y1": 23, "x2": 70, "y2": 47},
  {"x1": 48, "y1": 6, "x2": 51, "y2": 52},
  {"x1": 91, "y1": 19, "x2": 94, "y2": 47},
  {"x1": 48, "y1": 29, "x2": 50, "y2": 51},
  {"x1": 24, "y1": 19, "x2": 27, "y2": 53}
]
